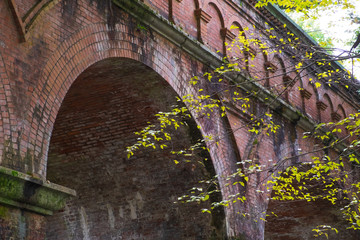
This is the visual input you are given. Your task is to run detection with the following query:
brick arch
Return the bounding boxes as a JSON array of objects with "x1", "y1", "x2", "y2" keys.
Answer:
[
  {"x1": 267, "y1": 54, "x2": 286, "y2": 96},
  {"x1": 231, "y1": 21, "x2": 247, "y2": 39},
  {"x1": 228, "y1": 21, "x2": 249, "y2": 72},
  {"x1": 25, "y1": 23, "x2": 189, "y2": 176},
  {"x1": 204, "y1": 2, "x2": 225, "y2": 55},
  {"x1": 30, "y1": 22, "x2": 244, "y2": 240},
  {"x1": 304, "y1": 82, "x2": 320, "y2": 120},
  {"x1": 23, "y1": 22, "x2": 249, "y2": 239},
  {"x1": 337, "y1": 104, "x2": 346, "y2": 118},
  {"x1": 323, "y1": 93, "x2": 333, "y2": 112},
  {"x1": 321, "y1": 93, "x2": 333, "y2": 122},
  {"x1": 274, "y1": 54, "x2": 286, "y2": 74},
  {"x1": 260, "y1": 50, "x2": 270, "y2": 86},
  {"x1": 310, "y1": 82, "x2": 320, "y2": 101},
  {"x1": 22, "y1": 21, "x2": 240, "y2": 210},
  {"x1": 334, "y1": 104, "x2": 347, "y2": 137},
  {"x1": 45, "y1": 56, "x2": 225, "y2": 239}
]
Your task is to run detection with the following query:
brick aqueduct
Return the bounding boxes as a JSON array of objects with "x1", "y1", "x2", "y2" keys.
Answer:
[{"x1": 0, "y1": 0, "x2": 359, "y2": 239}]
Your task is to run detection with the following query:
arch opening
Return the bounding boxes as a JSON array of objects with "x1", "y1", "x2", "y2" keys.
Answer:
[{"x1": 45, "y1": 58, "x2": 224, "y2": 239}]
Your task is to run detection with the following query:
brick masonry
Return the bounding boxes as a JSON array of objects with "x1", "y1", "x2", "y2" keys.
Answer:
[{"x1": 0, "y1": 0, "x2": 359, "y2": 239}]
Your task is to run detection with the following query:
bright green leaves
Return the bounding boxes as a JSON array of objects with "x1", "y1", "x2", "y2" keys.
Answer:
[
  {"x1": 341, "y1": 182, "x2": 360, "y2": 230},
  {"x1": 312, "y1": 225, "x2": 339, "y2": 238},
  {"x1": 255, "y1": 0, "x2": 355, "y2": 17},
  {"x1": 269, "y1": 157, "x2": 346, "y2": 203}
]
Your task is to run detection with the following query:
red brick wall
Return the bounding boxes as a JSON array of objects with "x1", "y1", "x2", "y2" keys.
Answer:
[
  {"x1": 203, "y1": 3, "x2": 224, "y2": 55},
  {"x1": 173, "y1": 0, "x2": 198, "y2": 39},
  {"x1": 0, "y1": 0, "x2": 355, "y2": 178},
  {"x1": 0, "y1": 0, "x2": 359, "y2": 239}
]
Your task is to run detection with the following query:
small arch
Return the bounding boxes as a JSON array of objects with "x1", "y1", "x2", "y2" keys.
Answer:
[
  {"x1": 309, "y1": 82, "x2": 320, "y2": 101},
  {"x1": 274, "y1": 55, "x2": 286, "y2": 75},
  {"x1": 297, "y1": 76, "x2": 307, "y2": 113},
  {"x1": 228, "y1": 21, "x2": 249, "y2": 72},
  {"x1": 231, "y1": 21, "x2": 247, "y2": 39},
  {"x1": 323, "y1": 93, "x2": 334, "y2": 112},
  {"x1": 337, "y1": 104, "x2": 346, "y2": 118},
  {"x1": 273, "y1": 55, "x2": 290, "y2": 101},
  {"x1": 208, "y1": 2, "x2": 225, "y2": 28},
  {"x1": 304, "y1": 81, "x2": 320, "y2": 121},
  {"x1": 334, "y1": 104, "x2": 348, "y2": 137},
  {"x1": 203, "y1": 2, "x2": 225, "y2": 55},
  {"x1": 315, "y1": 93, "x2": 332, "y2": 123}
]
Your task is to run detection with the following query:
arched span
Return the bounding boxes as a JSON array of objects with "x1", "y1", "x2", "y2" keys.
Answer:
[
  {"x1": 25, "y1": 22, "x2": 195, "y2": 176},
  {"x1": 45, "y1": 57, "x2": 226, "y2": 239},
  {"x1": 19, "y1": 16, "x2": 246, "y2": 240},
  {"x1": 22, "y1": 21, "x2": 242, "y2": 221},
  {"x1": 230, "y1": 21, "x2": 246, "y2": 38}
]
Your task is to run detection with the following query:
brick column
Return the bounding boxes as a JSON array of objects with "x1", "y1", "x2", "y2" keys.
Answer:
[
  {"x1": 221, "y1": 27, "x2": 236, "y2": 55},
  {"x1": 195, "y1": 8, "x2": 211, "y2": 43}
]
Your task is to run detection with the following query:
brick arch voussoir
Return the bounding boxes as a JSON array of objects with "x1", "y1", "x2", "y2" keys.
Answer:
[{"x1": 26, "y1": 23, "x2": 188, "y2": 177}]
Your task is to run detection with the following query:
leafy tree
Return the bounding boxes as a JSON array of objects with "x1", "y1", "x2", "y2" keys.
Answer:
[{"x1": 127, "y1": 1, "x2": 360, "y2": 238}]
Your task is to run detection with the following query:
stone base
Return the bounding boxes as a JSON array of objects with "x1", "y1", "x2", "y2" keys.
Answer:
[{"x1": 0, "y1": 166, "x2": 75, "y2": 239}]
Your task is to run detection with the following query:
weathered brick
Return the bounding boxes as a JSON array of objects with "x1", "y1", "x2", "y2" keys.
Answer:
[{"x1": 0, "y1": 0, "x2": 359, "y2": 239}]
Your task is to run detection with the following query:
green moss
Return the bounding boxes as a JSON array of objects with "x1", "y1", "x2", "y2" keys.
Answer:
[
  {"x1": 295, "y1": 109, "x2": 307, "y2": 120},
  {"x1": 0, "y1": 205, "x2": 9, "y2": 218},
  {"x1": 11, "y1": 170, "x2": 19, "y2": 177}
]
